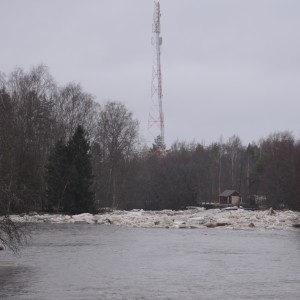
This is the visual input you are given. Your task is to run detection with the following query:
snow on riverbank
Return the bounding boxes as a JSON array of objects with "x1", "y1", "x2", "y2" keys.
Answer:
[{"x1": 9, "y1": 208, "x2": 300, "y2": 230}]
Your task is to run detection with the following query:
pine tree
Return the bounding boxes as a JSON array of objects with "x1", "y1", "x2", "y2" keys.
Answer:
[{"x1": 45, "y1": 126, "x2": 94, "y2": 214}]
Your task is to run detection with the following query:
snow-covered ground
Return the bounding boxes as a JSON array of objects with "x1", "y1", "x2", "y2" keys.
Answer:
[{"x1": 9, "y1": 208, "x2": 300, "y2": 230}]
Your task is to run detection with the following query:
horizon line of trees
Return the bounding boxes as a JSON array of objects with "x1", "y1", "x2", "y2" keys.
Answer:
[{"x1": 1, "y1": 64, "x2": 300, "y2": 215}]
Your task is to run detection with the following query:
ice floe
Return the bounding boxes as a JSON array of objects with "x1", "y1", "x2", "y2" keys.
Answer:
[{"x1": 8, "y1": 208, "x2": 300, "y2": 230}]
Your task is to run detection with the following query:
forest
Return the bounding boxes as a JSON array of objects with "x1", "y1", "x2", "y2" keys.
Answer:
[{"x1": 1, "y1": 65, "x2": 300, "y2": 215}]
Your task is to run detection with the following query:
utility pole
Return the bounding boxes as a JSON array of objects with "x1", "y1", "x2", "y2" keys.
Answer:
[{"x1": 148, "y1": 1, "x2": 165, "y2": 149}]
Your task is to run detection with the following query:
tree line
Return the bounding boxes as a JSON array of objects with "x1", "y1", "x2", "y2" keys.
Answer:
[{"x1": 0, "y1": 65, "x2": 300, "y2": 216}]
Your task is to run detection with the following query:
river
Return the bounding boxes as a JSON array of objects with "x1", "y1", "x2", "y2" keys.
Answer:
[{"x1": 1, "y1": 224, "x2": 300, "y2": 299}]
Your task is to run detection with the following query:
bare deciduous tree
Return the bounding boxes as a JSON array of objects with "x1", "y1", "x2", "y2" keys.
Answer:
[
  {"x1": 0, "y1": 185, "x2": 28, "y2": 253},
  {"x1": 93, "y1": 101, "x2": 139, "y2": 208},
  {"x1": 53, "y1": 83, "x2": 100, "y2": 143}
]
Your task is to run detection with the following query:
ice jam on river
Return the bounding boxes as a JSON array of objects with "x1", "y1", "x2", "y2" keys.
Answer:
[{"x1": 10, "y1": 208, "x2": 300, "y2": 230}]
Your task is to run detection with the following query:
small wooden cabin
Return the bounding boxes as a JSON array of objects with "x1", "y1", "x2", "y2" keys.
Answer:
[{"x1": 219, "y1": 190, "x2": 241, "y2": 205}]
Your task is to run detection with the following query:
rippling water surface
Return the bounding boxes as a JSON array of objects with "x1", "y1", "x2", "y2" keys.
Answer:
[{"x1": 0, "y1": 224, "x2": 300, "y2": 299}]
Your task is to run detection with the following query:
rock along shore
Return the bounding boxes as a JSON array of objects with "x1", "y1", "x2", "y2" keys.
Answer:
[{"x1": 8, "y1": 208, "x2": 300, "y2": 230}]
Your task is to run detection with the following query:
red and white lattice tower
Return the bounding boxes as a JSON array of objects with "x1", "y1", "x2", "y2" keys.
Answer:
[{"x1": 148, "y1": 1, "x2": 165, "y2": 148}]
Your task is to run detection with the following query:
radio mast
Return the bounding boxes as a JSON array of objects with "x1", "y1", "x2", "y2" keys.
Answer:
[{"x1": 148, "y1": 1, "x2": 165, "y2": 149}]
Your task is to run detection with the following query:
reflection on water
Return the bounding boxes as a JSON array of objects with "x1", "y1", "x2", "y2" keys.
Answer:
[{"x1": 1, "y1": 224, "x2": 300, "y2": 300}]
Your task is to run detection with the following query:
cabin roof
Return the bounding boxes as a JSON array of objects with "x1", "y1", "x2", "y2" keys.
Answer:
[{"x1": 219, "y1": 190, "x2": 240, "y2": 197}]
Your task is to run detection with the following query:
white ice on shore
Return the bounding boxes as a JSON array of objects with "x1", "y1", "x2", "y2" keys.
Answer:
[{"x1": 9, "y1": 208, "x2": 300, "y2": 230}]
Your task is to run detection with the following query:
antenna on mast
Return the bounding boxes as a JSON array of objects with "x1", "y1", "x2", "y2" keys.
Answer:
[{"x1": 148, "y1": 1, "x2": 165, "y2": 150}]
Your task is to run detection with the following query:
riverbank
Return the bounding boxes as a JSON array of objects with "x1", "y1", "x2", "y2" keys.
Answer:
[{"x1": 9, "y1": 208, "x2": 300, "y2": 230}]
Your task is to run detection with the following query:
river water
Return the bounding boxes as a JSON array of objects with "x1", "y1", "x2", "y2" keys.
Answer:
[{"x1": 0, "y1": 224, "x2": 299, "y2": 300}]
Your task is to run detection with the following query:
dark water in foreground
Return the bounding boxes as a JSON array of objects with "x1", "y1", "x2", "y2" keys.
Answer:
[{"x1": 0, "y1": 224, "x2": 300, "y2": 300}]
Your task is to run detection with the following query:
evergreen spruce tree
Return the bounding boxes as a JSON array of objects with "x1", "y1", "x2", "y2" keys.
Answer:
[
  {"x1": 64, "y1": 125, "x2": 94, "y2": 214},
  {"x1": 45, "y1": 126, "x2": 94, "y2": 214}
]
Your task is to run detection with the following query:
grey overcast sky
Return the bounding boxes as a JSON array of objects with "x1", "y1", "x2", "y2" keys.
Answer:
[{"x1": 1, "y1": 0, "x2": 300, "y2": 147}]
